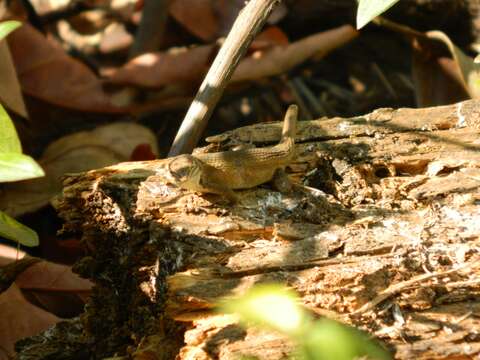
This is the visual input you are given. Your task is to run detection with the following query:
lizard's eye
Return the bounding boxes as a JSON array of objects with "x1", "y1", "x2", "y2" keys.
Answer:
[{"x1": 169, "y1": 155, "x2": 196, "y2": 181}]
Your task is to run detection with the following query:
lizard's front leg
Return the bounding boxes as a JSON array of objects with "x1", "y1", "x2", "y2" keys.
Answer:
[{"x1": 198, "y1": 172, "x2": 238, "y2": 203}]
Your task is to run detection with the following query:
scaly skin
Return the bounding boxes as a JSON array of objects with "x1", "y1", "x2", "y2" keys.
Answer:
[{"x1": 168, "y1": 104, "x2": 297, "y2": 199}]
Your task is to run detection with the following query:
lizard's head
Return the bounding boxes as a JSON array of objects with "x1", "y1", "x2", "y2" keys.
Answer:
[{"x1": 168, "y1": 155, "x2": 202, "y2": 186}]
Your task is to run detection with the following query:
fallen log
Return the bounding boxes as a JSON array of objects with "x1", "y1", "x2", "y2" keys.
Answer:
[{"x1": 17, "y1": 99, "x2": 480, "y2": 359}]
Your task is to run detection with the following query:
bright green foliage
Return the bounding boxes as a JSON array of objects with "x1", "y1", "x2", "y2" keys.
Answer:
[
  {"x1": 0, "y1": 104, "x2": 44, "y2": 182},
  {"x1": 221, "y1": 284, "x2": 391, "y2": 360},
  {"x1": 300, "y1": 318, "x2": 390, "y2": 360},
  {"x1": 221, "y1": 285, "x2": 308, "y2": 337},
  {"x1": 0, "y1": 34, "x2": 44, "y2": 246},
  {"x1": 0, "y1": 152, "x2": 45, "y2": 182},
  {"x1": 0, "y1": 20, "x2": 21, "y2": 41},
  {"x1": 0, "y1": 104, "x2": 43, "y2": 246},
  {"x1": 0, "y1": 103, "x2": 22, "y2": 153},
  {"x1": 356, "y1": 0, "x2": 400, "y2": 29},
  {"x1": 0, "y1": 105, "x2": 43, "y2": 247},
  {"x1": 0, "y1": 211, "x2": 39, "y2": 247}
]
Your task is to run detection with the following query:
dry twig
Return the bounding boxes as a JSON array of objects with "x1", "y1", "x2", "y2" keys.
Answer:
[{"x1": 168, "y1": 0, "x2": 282, "y2": 156}]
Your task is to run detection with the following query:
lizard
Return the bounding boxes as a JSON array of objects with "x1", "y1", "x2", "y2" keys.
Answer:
[{"x1": 168, "y1": 104, "x2": 298, "y2": 201}]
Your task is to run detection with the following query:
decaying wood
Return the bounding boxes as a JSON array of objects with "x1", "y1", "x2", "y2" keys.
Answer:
[{"x1": 17, "y1": 99, "x2": 480, "y2": 359}]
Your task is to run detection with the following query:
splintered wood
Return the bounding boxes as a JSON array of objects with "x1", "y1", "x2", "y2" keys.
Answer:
[{"x1": 29, "y1": 100, "x2": 480, "y2": 359}]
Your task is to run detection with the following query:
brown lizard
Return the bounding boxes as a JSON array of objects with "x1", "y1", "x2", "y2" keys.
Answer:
[{"x1": 168, "y1": 104, "x2": 298, "y2": 201}]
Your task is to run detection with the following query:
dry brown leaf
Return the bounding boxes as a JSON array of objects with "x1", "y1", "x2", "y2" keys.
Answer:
[
  {"x1": 0, "y1": 244, "x2": 91, "y2": 358},
  {"x1": 170, "y1": 0, "x2": 287, "y2": 41},
  {"x1": 231, "y1": 25, "x2": 358, "y2": 83},
  {"x1": 16, "y1": 260, "x2": 92, "y2": 317},
  {"x1": 7, "y1": 23, "x2": 126, "y2": 113},
  {"x1": 412, "y1": 51, "x2": 469, "y2": 107},
  {"x1": 0, "y1": 40, "x2": 27, "y2": 117},
  {"x1": 0, "y1": 122, "x2": 158, "y2": 217},
  {"x1": 28, "y1": 0, "x2": 71, "y2": 15},
  {"x1": 410, "y1": 31, "x2": 475, "y2": 106},
  {"x1": 105, "y1": 44, "x2": 216, "y2": 88},
  {"x1": 425, "y1": 31, "x2": 480, "y2": 99},
  {"x1": 29, "y1": 0, "x2": 132, "y2": 16},
  {"x1": 0, "y1": 283, "x2": 60, "y2": 359},
  {"x1": 56, "y1": 11, "x2": 133, "y2": 54},
  {"x1": 15, "y1": 260, "x2": 92, "y2": 291},
  {"x1": 106, "y1": 25, "x2": 356, "y2": 89},
  {"x1": 212, "y1": 0, "x2": 287, "y2": 35},
  {"x1": 169, "y1": 0, "x2": 219, "y2": 41},
  {"x1": 99, "y1": 22, "x2": 133, "y2": 54},
  {"x1": 250, "y1": 26, "x2": 289, "y2": 51},
  {"x1": 215, "y1": 0, "x2": 246, "y2": 35},
  {"x1": 0, "y1": 243, "x2": 25, "y2": 264},
  {"x1": 377, "y1": 19, "x2": 477, "y2": 106}
]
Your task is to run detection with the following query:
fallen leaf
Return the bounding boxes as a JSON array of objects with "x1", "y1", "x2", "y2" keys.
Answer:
[
  {"x1": 0, "y1": 283, "x2": 60, "y2": 359},
  {"x1": 0, "y1": 122, "x2": 158, "y2": 217},
  {"x1": 170, "y1": 0, "x2": 287, "y2": 41},
  {"x1": 56, "y1": 19, "x2": 102, "y2": 54},
  {"x1": 412, "y1": 50, "x2": 469, "y2": 107},
  {"x1": 28, "y1": 0, "x2": 71, "y2": 15},
  {"x1": 15, "y1": 259, "x2": 92, "y2": 313},
  {"x1": 376, "y1": 18, "x2": 476, "y2": 106},
  {"x1": 213, "y1": 0, "x2": 289, "y2": 36},
  {"x1": 14, "y1": 260, "x2": 91, "y2": 291},
  {"x1": 169, "y1": 0, "x2": 219, "y2": 41},
  {"x1": 425, "y1": 31, "x2": 480, "y2": 99},
  {"x1": 7, "y1": 23, "x2": 126, "y2": 113},
  {"x1": 0, "y1": 243, "x2": 25, "y2": 263},
  {"x1": 106, "y1": 25, "x2": 357, "y2": 88},
  {"x1": 214, "y1": 0, "x2": 246, "y2": 36},
  {"x1": 105, "y1": 44, "x2": 217, "y2": 88},
  {"x1": 231, "y1": 25, "x2": 359, "y2": 83},
  {"x1": 99, "y1": 22, "x2": 133, "y2": 54},
  {"x1": 130, "y1": 143, "x2": 157, "y2": 161},
  {"x1": 250, "y1": 26, "x2": 290, "y2": 51},
  {"x1": 0, "y1": 247, "x2": 92, "y2": 357}
]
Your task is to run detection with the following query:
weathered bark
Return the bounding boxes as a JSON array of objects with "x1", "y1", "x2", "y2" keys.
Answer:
[{"x1": 17, "y1": 99, "x2": 480, "y2": 359}]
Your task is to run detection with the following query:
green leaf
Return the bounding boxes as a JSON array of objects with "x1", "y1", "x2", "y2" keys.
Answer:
[
  {"x1": 220, "y1": 284, "x2": 310, "y2": 336},
  {"x1": 356, "y1": 0, "x2": 400, "y2": 29},
  {"x1": 0, "y1": 210, "x2": 39, "y2": 247},
  {"x1": 0, "y1": 152, "x2": 45, "y2": 182},
  {"x1": 0, "y1": 104, "x2": 22, "y2": 153},
  {"x1": 301, "y1": 319, "x2": 391, "y2": 360},
  {"x1": 0, "y1": 21, "x2": 21, "y2": 41}
]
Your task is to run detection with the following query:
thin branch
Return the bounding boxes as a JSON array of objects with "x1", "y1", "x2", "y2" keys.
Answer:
[{"x1": 168, "y1": 0, "x2": 282, "y2": 157}]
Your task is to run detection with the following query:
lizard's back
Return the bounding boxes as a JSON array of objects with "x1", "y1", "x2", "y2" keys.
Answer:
[{"x1": 195, "y1": 138, "x2": 295, "y2": 189}]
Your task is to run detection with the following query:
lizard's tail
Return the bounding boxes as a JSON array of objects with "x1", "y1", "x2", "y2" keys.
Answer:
[{"x1": 281, "y1": 104, "x2": 298, "y2": 144}]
